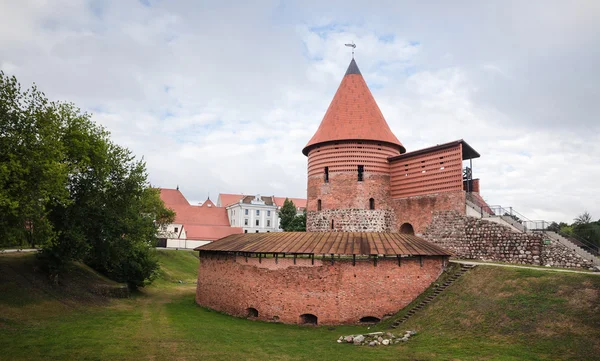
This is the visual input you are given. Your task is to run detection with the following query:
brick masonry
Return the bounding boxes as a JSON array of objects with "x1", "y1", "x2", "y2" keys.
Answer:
[
  {"x1": 196, "y1": 253, "x2": 447, "y2": 325},
  {"x1": 391, "y1": 191, "x2": 466, "y2": 234}
]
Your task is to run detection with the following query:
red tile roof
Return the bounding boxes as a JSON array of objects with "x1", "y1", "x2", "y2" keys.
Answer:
[
  {"x1": 200, "y1": 199, "x2": 216, "y2": 208},
  {"x1": 303, "y1": 59, "x2": 405, "y2": 156},
  {"x1": 217, "y1": 193, "x2": 244, "y2": 207},
  {"x1": 159, "y1": 188, "x2": 190, "y2": 206},
  {"x1": 159, "y1": 189, "x2": 237, "y2": 241},
  {"x1": 273, "y1": 197, "x2": 307, "y2": 209},
  {"x1": 185, "y1": 225, "x2": 243, "y2": 241}
]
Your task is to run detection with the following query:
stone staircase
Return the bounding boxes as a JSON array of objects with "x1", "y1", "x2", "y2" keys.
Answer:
[
  {"x1": 465, "y1": 197, "x2": 600, "y2": 267},
  {"x1": 539, "y1": 231, "x2": 600, "y2": 267},
  {"x1": 389, "y1": 264, "x2": 477, "y2": 329}
]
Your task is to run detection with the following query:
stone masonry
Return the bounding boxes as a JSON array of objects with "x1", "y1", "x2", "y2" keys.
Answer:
[
  {"x1": 307, "y1": 209, "x2": 394, "y2": 232},
  {"x1": 424, "y1": 210, "x2": 594, "y2": 269}
]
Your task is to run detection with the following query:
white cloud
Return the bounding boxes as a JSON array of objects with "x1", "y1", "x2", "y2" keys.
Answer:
[{"x1": 1, "y1": 0, "x2": 599, "y2": 222}]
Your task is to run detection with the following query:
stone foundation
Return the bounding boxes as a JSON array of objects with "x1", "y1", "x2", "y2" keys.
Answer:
[
  {"x1": 307, "y1": 209, "x2": 394, "y2": 232},
  {"x1": 423, "y1": 210, "x2": 594, "y2": 269}
]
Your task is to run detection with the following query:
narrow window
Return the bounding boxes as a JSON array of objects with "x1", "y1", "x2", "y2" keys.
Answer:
[
  {"x1": 331, "y1": 219, "x2": 334, "y2": 230},
  {"x1": 256, "y1": 219, "x2": 260, "y2": 226},
  {"x1": 317, "y1": 199, "x2": 322, "y2": 211},
  {"x1": 256, "y1": 210, "x2": 260, "y2": 216},
  {"x1": 267, "y1": 219, "x2": 271, "y2": 227},
  {"x1": 357, "y1": 165, "x2": 364, "y2": 181},
  {"x1": 244, "y1": 219, "x2": 249, "y2": 226},
  {"x1": 324, "y1": 167, "x2": 329, "y2": 182},
  {"x1": 267, "y1": 210, "x2": 271, "y2": 216},
  {"x1": 245, "y1": 209, "x2": 248, "y2": 215},
  {"x1": 369, "y1": 198, "x2": 375, "y2": 210}
]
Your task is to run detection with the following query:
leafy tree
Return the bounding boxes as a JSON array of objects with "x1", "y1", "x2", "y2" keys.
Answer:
[
  {"x1": 0, "y1": 71, "x2": 173, "y2": 287},
  {"x1": 287, "y1": 209, "x2": 306, "y2": 232},
  {"x1": 574, "y1": 211, "x2": 592, "y2": 225},
  {"x1": 547, "y1": 221, "x2": 560, "y2": 232},
  {"x1": 279, "y1": 199, "x2": 306, "y2": 232},
  {"x1": 0, "y1": 73, "x2": 69, "y2": 248}
]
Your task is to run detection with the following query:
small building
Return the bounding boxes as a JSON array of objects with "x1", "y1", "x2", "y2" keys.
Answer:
[
  {"x1": 217, "y1": 193, "x2": 307, "y2": 233},
  {"x1": 195, "y1": 232, "x2": 451, "y2": 325},
  {"x1": 157, "y1": 188, "x2": 243, "y2": 249}
]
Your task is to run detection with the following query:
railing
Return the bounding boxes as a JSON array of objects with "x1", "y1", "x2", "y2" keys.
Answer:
[{"x1": 474, "y1": 204, "x2": 600, "y2": 257}]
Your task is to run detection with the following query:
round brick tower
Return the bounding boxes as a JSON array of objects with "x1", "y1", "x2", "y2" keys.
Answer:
[{"x1": 303, "y1": 59, "x2": 406, "y2": 232}]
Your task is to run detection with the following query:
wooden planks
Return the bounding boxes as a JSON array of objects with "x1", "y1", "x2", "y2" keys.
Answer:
[{"x1": 196, "y1": 232, "x2": 451, "y2": 256}]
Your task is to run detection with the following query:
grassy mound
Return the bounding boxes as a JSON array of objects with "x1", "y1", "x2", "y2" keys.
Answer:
[{"x1": 0, "y1": 251, "x2": 598, "y2": 361}]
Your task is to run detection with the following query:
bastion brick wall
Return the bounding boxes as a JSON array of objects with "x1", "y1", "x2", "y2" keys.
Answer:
[
  {"x1": 196, "y1": 253, "x2": 446, "y2": 325},
  {"x1": 391, "y1": 191, "x2": 466, "y2": 234},
  {"x1": 423, "y1": 210, "x2": 594, "y2": 269}
]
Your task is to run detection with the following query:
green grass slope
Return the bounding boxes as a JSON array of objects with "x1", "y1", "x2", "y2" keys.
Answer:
[{"x1": 0, "y1": 251, "x2": 598, "y2": 361}]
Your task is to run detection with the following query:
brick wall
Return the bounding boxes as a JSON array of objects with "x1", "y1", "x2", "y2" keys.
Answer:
[
  {"x1": 307, "y1": 209, "x2": 394, "y2": 232},
  {"x1": 196, "y1": 253, "x2": 446, "y2": 325},
  {"x1": 391, "y1": 191, "x2": 466, "y2": 234}
]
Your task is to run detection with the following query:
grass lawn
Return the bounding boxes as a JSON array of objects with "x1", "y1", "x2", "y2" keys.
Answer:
[{"x1": 0, "y1": 250, "x2": 598, "y2": 361}]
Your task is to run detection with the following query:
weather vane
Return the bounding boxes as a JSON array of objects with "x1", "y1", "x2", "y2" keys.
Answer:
[{"x1": 345, "y1": 42, "x2": 356, "y2": 58}]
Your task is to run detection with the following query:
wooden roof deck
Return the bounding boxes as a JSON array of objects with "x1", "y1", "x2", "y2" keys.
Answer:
[{"x1": 195, "y1": 232, "x2": 451, "y2": 257}]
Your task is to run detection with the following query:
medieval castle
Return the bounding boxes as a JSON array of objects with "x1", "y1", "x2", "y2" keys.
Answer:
[{"x1": 193, "y1": 58, "x2": 596, "y2": 325}]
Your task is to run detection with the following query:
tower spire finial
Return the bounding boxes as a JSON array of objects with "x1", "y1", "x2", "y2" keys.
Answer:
[{"x1": 344, "y1": 42, "x2": 356, "y2": 59}]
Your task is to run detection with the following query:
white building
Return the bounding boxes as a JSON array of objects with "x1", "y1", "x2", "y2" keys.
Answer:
[{"x1": 217, "y1": 194, "x2": 307, "y2": 233}]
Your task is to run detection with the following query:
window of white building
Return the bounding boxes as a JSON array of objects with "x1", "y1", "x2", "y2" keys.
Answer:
[
  {"x1": 255, "y1": 219, "x2": 260, "y2": 226},
  {"x1": 267, "y1": 210, "x2": 271, "y2": 216},
  {"x1": 245, "y1": 209, "x2": 248, "y2": 215},
  {"x1": 256, "y1": 210, "x2": 260, "y2": 216},
  {"x1": 267, "y1": 220, "x2": 271, "y2": 227},
  {"x1": 244, "y1": 219, "x2": 248, "y2": 226}
]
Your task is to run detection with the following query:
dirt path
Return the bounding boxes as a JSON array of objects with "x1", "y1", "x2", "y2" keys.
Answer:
[{"x1": 451, "y1": 259, "x2": 600, "y2": 275}]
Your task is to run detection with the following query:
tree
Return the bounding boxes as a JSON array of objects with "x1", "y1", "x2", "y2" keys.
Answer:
[
  {"x1": 0, "y1": 71, "x2": 173, "y2": 287},
  {"x1": 574, "y1": 211, "x2": 592, "y2": 225},
  {"x1": 547, "y1": 221, "x2": 560, "y2": 232},
  {"x1": 0, "y1": 72, "x2": 69, "y2": 248},
  {"x1": 279, "y1": 199, "x2": 306, "y2": 232}
]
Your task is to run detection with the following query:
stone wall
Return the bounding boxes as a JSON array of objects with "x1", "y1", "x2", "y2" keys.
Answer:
[
  {"x1": 196, "y1": 253, "x2": 446, "y2": 325},
  {"x1": 307, "y1": 209, "x2": 394, "y2": 232},
  {"x1": 541, "y1": 239, "x2": 594, "y2": 269},
  {"x1": 391, "y1": 191, "x2": 466, "y2": 234},
  {"x1": 423, "y1": 210, "x2": 594, "y2": 269},
  {"x1": 424, "y1": 210, "x2": 543, "y2": 264}
]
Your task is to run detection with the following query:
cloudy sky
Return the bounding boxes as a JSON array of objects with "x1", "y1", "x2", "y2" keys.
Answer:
[{"x1": 1, "y1": 0, "x2": 599, "y2": 223}]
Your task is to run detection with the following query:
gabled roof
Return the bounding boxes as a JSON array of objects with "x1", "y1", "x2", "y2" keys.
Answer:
[
  {"x1": 302, "y1": 58, "x2": 405, "y2": 156},
  {"x1": 273, "y1": 197, "x2": 307, "y2": 209},
  {"x1": 196, "y1": 232, "x2": 451, "y2": 256},
  {"x1": 184, "y1": 225, "x2": 243, "y2": 241},
  {"x1": 159, "y1": 188, "x2": 190, "y2": 206},
  {"x1": 200, "y1": 198, "x2": 216, "y2": 208},
  {"x1": 242, "y1": 195, "x2": 275, "y2": 206},
  {"x1": 217, "y1": 193, "x2": 244, "y2": 207}
]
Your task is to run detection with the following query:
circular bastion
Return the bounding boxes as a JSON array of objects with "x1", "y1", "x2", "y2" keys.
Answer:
[{"x1": 195, "y1": 232, "x2": 450, "y2": 325}]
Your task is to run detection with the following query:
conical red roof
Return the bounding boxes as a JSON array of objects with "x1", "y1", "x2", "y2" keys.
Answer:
[{"x1": 302, "y1": 59, "x2": 405, "y2": 156}]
